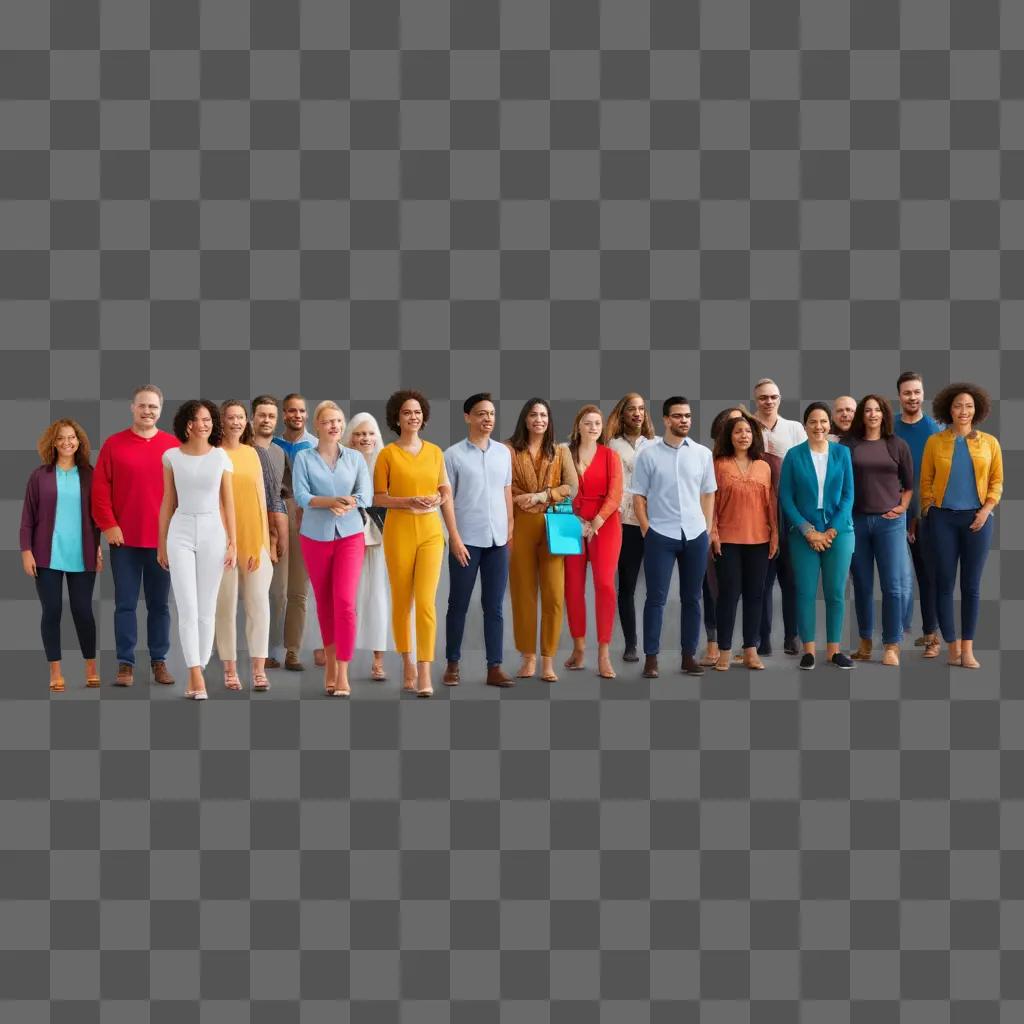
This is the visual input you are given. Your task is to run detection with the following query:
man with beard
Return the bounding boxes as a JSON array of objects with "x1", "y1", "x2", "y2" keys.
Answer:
[{"x1": 630, "y1": 397, "x2": 717, "y2": 678}]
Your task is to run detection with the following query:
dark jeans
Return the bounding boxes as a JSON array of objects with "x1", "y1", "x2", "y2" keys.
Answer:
[
  {"x1": 904, "y1": 514, "x2": 938, "y2": 636},
  {"x1": 35, "y1": 567, "x2": 97, "y2": 662},
  {"x1": 642, "y1": 527, "x2": 709, "y2": 658},
  {"x1": 714, "y1": 543, "x2": 770, "y2": 651},
  {"x1": 616, "y1": 524, "x2": 645, "y2": 648},
  {"x1": 760, "y1": 527, "x2": 797, "y2": 648},
  {"x1": 109, "y1": 545, "x2": 171, "y2": 665},
  {"x1": 928, "y1": 507, "x2": 994, "y2": 642},
  {"x1": 850, "y1": 511, "x2": 912, "y2": 645},
  {"x1": 445, "y1": 543, "x2": 509, "y2": 666},
  {"x1": 703, "y1": 554, "x2": 719, "y2": 642}
]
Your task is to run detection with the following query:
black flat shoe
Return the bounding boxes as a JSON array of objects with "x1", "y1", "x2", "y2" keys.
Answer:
[
  {"x1": 799, "y1": 653, "x2": 816, "y2": 671},
  {"x1": 830, "y1": 652, "x2": 854, "y2": 670},
  {"x1": 622, "y1": 645, "x2": 639, "y2": 663},
  {"x1": 784, "y1": 637, "x2": 800, "y2": 656}
]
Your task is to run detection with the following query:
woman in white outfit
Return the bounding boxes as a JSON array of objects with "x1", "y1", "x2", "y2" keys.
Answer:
[
  {"x1": 342, "y1": 412, "x2": 391, "y2": 680},
  {"x1": 214, "y1": 400, "x2": 276, "y2": 693},
  {"x1": 158, "y1": 400, "x2": 237, "y2": 700}
]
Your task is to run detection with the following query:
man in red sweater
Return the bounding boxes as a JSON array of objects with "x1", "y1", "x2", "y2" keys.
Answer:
[{"x1": 91, "y1": 385, "x2": 179, "y2": 686}]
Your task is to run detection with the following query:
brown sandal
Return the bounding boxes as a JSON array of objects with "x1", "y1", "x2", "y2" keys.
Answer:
[{"x1": 49, "y1": 677, "x2": 65, "y2": 693}]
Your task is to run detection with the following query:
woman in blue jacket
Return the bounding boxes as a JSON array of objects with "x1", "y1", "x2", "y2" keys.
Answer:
[{"x1": 779, "y1": 403, "x2": 855, "y2": 671}]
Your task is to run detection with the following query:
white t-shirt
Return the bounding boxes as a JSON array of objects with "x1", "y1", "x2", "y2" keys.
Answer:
[
  {"x1": 759, "y1": 415, "x2": 806, "y2": 459},
  {"x1": 163, "y1": 447, "x2": 233, "y2": 515},
  {"x1": 810, "y1": 448, "x2": 829, "y2": 510}
]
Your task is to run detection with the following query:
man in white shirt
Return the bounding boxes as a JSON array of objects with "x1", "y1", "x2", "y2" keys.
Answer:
[
  {"x1": 630, "y1": 396, "x2": 717, "y2": 678},
  {"x1": 751, "y1": 378, "x2": 802, "y2": 656}
]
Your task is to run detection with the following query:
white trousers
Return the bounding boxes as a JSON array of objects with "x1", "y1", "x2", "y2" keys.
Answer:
[
  {"x1": 215, "y1": 547, "x2": 274, "y2": 661},
  {"x1": 168, "y1": 511, "x2": 226, "y2": 669},
  {"x1": 356, "y1": 543, "x2": 390, "y2": 652}
]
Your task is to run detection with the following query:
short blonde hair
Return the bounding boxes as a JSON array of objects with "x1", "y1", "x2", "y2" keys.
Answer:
[
  {"x1": 311, "y1": 400, "x2": 344, "y2": 437},
  {"x1": 752, "y1": 378, "x2": 778, "y2": 395}
]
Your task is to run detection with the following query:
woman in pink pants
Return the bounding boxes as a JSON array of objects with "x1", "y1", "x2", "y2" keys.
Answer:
[{"x1": 291, "y1": 401, "x2": 372, "y2": 696}]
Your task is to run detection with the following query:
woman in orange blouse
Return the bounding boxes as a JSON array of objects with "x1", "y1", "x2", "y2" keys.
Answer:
[
  {"x1": 505, "y1": 398, "x2": 579, "y2": 683},
  {"x1": 564, "y1": 405, "x2": 623, "y2": 679},
  {"x1": 710, "y1": 412, "x2": 779, "y2": 671}
]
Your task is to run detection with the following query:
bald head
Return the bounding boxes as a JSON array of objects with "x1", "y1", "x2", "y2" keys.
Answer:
[{"x1": 832, "y1": 395, "x2": 856, "y2": 434}]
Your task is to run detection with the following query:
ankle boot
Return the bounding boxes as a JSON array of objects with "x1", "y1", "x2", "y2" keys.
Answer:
[{"x1": 851, "y1": 637, "x2": 873, "y2": 661}]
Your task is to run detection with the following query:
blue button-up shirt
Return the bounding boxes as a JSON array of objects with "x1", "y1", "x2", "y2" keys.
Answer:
[
  {"x1": 444, "y1": 437, "x2": 513, "y2": 547},
  {"x1": 292, "y1": 446, "x2": 372, "y2": 541},
  {"x1": 628, "y1": 436, "x2": 717, "y2": 541}
]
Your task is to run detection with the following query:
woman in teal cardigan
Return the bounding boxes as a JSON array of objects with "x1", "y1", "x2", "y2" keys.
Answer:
[{"x1": 779, "y1": 403, "x2": 855, "y2": 671}]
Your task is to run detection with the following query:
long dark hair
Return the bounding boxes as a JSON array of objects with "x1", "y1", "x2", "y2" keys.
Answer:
[
  {"x1": 220, "y1": 399, "x2": 254, "y2": 446},
  {"x1": 712, "y1": 412, "x2": 766, "y2": 461},
  {"x1": 605, "y1": 393, "x2": 655, "y2": 442},
  {"x1": 172, "y1": 399, "x2": 223, "y2": 446},
  {"x1": 507, "y1": 397, "x2": 555, "y2": 458},
  {"x1": 849, "y1": 394, "x2": 894, "y2": 439}
]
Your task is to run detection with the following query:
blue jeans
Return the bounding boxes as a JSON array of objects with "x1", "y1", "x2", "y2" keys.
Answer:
[
  {"x1": 445, "y1": 543, "x2": 509, "y2": 666},
  {"x1": 928, "y1": 507, "x2": 994, "y2": 642},
  {"x1": 850, "y1": 512, "x2": 913, "y2": 645},
  {"x1": 903, "y1": 514, "x2": 938, "y2": 636},
  {"x1": 109, "y1": 545, "x2": 171, "y2": 665},
  {"x1": 642, "y1": 527, "x2": 709, "y2": 657}
]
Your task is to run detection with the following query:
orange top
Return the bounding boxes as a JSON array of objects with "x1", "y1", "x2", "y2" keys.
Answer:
[{"x1": 711, "y1": 457, "x2": 778, "y2": 547}]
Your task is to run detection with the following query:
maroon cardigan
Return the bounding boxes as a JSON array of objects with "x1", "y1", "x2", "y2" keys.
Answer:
[{"x1": 20, "y1": 464, "x2": 102, "y2": 571}]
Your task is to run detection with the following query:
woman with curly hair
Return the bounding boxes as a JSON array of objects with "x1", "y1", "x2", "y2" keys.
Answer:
[
  {"x1": 919, "y1": 382, "x2": 1003, "y2": 669},
  {"x1": 372, "y1": 390, "x2": 451, "y2": 697},
  {"x1": 20, "y1": 419, "x2": 103, "y2": 691},
  {"x1": 158, "y1": 400, "x2": 237, "y2": 700}
]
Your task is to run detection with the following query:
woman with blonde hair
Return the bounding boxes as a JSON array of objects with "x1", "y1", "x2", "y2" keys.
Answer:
[
  {"x1": 21, "y1": 419, "x2": 103, "y2": 691},
  {"x1": 342, "y1": 411, "x2": 391, "y2": 681}
]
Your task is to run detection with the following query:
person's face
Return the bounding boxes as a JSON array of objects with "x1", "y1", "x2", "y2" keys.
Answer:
[
  {"x1": 222, "y1": 405, "x2": 247, "y2": 439},
  {"x1": 252, "y1": 403, "x2": 278, "y2": 438},
  {"x1": 283, "y1": 399, "x2": 307, "y2": 431},
  {"x1": 54, "y1": 426, "x2": 79, "y2": 460},
  {"x1": 131, "y1": 391, "x2": 161, "y2": 431},
  {"x1": 623, "y1": 398, "x2": 645, "y2": 431},
  {"x1": 318, "y1": 409, "x2": 344, "y2": 443},
  {"x1": 526, "y1": 404, "x2": 549, "y2": 436},
  {"x1": 754, "y1": 386, "x2": 780, "y2": 417},
  {"x1": 804, "y1": 410, "x2": 831, "y2": 442},
  {"x1": 951, "y1": 392, "x2": 975, "y2": 427},
  {"x1": 399, "y1": 400, "x2": 423, "y2": 433},
  {"x1": 349, "y1": 423, "x2": 379, "y2": 455},
  {"x1": 664, "y1": 404, "x2": 692, "y2": 439},
  {"x1": 579, "y1": 412, "x2": 603, "y2": 442},
  {"x1": 188, "y1": 406, "x2": 213, "y2": 441},
  {"x1": 832, "y1": 396, "x2": 856, "y2": 431},
  {"x1": 731, "y1": 418, "x2": 753, "y2": 451},
  {"x1": 898, "y1": 380, "x2": 924, "y2": 417},
  {"x1": 862, "y1": 399, "x2": 884, "y2": 432},
  {"x1": 465, "y1": 401, "x2": 495, "y2": 436}
]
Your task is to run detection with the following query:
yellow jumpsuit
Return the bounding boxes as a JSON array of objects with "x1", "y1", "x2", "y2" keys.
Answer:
[{"x1": 373, "y1": 442, "x2": 447, "y2": 662}]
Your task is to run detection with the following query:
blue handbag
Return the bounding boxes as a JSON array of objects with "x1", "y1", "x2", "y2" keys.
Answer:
[{"x1": 545, "y1": 499, "x2": 583, "y2": 556}]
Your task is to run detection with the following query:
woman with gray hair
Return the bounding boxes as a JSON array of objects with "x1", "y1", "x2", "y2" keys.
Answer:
[{"x1": 343, "y1": 412, "x2": 391, "y2": 681}]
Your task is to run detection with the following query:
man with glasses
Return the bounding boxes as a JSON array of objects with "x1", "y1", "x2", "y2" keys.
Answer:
[{"x1": 751, "y1": 378, "x2": 804, "y2": 656}]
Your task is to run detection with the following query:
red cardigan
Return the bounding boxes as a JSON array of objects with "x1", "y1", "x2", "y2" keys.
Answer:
[{"x1": 20, "y1": 464, "x2": 102, "y2": 571}]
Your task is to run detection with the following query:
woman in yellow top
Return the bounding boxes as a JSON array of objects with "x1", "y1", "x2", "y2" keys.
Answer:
[
  {"x1": 919, "y1": 382, "x2": 1003, "y2": 669},
  {"x1": 373, "y1": 389, "x2": 452, "y2": 697},
  {"x1": 215, "y1": 400, "x2": 275, "y2": 691},
  {"x1": 505, "y1": 397, "x2": 579, "y2": 683}
]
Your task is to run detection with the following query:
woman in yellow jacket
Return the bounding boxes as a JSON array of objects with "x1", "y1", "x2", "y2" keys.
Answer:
[
  {"x1": 373, "y1": 389, "x2": 451, "y2": 697},
  {"x1": 505, "y1": 398, "x2": 579, "y2": 683},
  {"x1": 919, "y1": 382, "x2": 1003, "y2": 669}
]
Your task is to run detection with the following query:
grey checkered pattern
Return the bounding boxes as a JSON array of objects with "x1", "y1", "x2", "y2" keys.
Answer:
[{"x1": 1, "y1": 0, "x2": 1022, "y2": 1018}]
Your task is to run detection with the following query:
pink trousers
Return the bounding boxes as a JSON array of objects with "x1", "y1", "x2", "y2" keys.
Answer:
[{"x1": 299, "y1": 533, "x2": 365, "y2": 661}]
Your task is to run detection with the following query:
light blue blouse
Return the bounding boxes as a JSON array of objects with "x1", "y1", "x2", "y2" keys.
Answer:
[
  {"x1": 292, "y1": 446, "x2": 372, "y2": 541},
  {"x1": 50, "y1": 466, "x2": 85, "y2": 572}
]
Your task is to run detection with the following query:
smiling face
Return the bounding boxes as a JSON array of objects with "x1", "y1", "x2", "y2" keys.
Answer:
[
  {"x1": 317, "y1": 408, "x2": 345, "y2": 443},
  {"x1": 832, "y1": 396, "x2": 856, "y2": 431},
  {"x1": 222, "y1": 404, "x2": 247, "y2": 441},
  {"x1": 54, "y1": 425, "x2": 80, "y2": 461},
  {"x1": 897, "y1": 379, "x2": 923, "y2": 419},
  {"x1": 465, "y1": 400, "x2": 496, "y2": 437},
  {"x1": 131, "y1": 390, "x2": 161, "y2": 433},
  {"x1": 349, "y1": 422, "x2": 379, "y2": 455},
  {"x1": 623, "y1": 397, "x2": 646, "y2": 432},
  {"x1": 730, "y1": 417, "x2": 753, "y2": 452},
  {"x1": 664, "y1": 404, "x2": 692, "y2": 440},
  {"x1": 399, "y1": 399, "x2": 423, "y2": 434},
  {"x1": 804, "y1": 408, "x2": 831, "y2": 443},
  {"x1": 526, "y1": 403, "x2": 549, "y2": 437},
  {"x1": 252, "y1": 403, "x2": 278, "y2": 439},
  {"x1": 862, "y1": 398, "x2": 883, "y2": 434},
  {"x1": 578, "y1": 411, "x2": 603, "y2": 442},
  {"x1": 951, "y1": 392, "x2": 975, "y2": 428},
  {"x1": 188, "y1": 406, "x2": 213, "y2": 441},
  {"x1": 283, "y1": 397, "x2": 307, "y2": 432}
]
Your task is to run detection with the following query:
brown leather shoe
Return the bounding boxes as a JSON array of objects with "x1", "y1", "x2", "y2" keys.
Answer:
[
  {"x1": 642, "y1": 655, "x2": 659, "y2": 678},
  {"x1": 151, "y1": 660, "x2": 175, "y2": 685},
  {"x1": 486, "y1": 665, "x2": 514, "y2": 688},
  {"x1": 264, "y1": 657, "x2": 281, "y2": 669},
  {"x1": 114, "y1": 663, "x2": 134, "y2": 686},
  {"x1": 681, "y1": 654, "x2": 705, "y2": 676},
  {"x1": 443, "y1": 661, "x2": 460, "y2": 685},
  {"x1": 284, "y1": 651, "x2": 305, "y2": 672}
]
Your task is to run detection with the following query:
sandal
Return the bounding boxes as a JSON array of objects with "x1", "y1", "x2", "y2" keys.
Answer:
[
  {"x1": 370, "y1": 663, "x2": 387, "y2": 682},
  {"x1": 49, "y1": 677, "x2": 65, "y2": 693},
  {"x1": 564, "y1": 653, "x2": 586, "y2": 671},
  {"x1": 224, "y1": 669, "x2": 243, "y2": 691},
  {"x1": 184, "y1": 688, "x2": 208, "y2": 700},
  {"x1": 252, "y1": 672, "x2": 270, "y2": 692}
]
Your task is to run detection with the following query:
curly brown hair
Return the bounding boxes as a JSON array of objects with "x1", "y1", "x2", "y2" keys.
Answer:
[
  {"x1": 385, "y1": 389, "x2": 430, "y2": 434},
  {"x1": 931, "y1": 382, "x2": 991, "y2": 426},
  {"x1": 172, "y1": 399, "x2": 223, "y2": 445},
  {"x1": 712, "y1": 412, "x2": 766, "y2": 461},
  {"x1": 38, "y1": 419, "x2": 91, "y2": 468},
  {"x1": 849, "y1": 394, "x2": 895, "y2": 439}
]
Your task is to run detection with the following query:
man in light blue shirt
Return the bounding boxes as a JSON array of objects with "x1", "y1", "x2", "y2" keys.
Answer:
[
  {"x1": 440, "y1": 393, "x2": 515, "y2": 688},
  {"x1": 630, "y1": 396, "x2": 717, "y2": 677}
]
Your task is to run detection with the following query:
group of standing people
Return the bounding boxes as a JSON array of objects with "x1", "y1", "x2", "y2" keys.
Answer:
[{"x1": 21, "y1": 373, "x2": 1003, "y2": 696}]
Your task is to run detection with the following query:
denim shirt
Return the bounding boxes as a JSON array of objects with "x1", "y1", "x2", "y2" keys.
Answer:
[{"x1": 292, "y1": 446, "x2": 372, "y2": 541}]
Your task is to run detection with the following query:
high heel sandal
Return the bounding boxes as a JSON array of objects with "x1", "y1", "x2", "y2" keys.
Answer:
[{"x1": 49, "y1": 676, "x2": 65, "y2": 693}]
